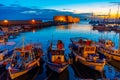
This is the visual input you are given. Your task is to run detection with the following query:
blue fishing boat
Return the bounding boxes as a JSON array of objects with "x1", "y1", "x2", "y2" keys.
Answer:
[
  {"x1": 0, "y1": 49, "x2": 11, "y2": 68},
  {"x1": 6, "y1": 42, "x2": 43, "y2": 79},
  {"x1": 46, "y1": 40, "x2": 69, "y2": 73}
]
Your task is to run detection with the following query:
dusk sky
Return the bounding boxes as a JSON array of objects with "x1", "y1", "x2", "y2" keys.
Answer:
[{"x1": 0, "y1": 0, "x2": 120, "y2": 20}]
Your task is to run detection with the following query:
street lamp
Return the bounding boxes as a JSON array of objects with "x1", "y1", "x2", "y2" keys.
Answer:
[
  {"x1": 31, "y1": 19, "x2": 36, "y2": 32},
  {"x1": 31, "y1": 19, "x2": 36, "y2": 28},
  {"x1": 3, "y1": 20, "x2": 8, "y2": 26},
  {"x1": 32, "y1": 19, "x2": 35, "y2": 24}
]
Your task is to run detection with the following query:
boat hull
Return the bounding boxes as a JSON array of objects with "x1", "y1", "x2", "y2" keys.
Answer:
[
  {"x1": 73, "y1": 51, "x2": 105, "y2": 72},
  {"x1": 98, "y1": 50, "x2": 120, "y2": 62},
  {"x1": 112, "y1": 55, "x2": 120, "y2": 61},
  {"x1": 8, "y1": 58, "x2": 40, "y2": 79},
  {"x1": 47, "y1": 62, "x2": 68, "y2": 73},
  {"x1": 78, "y1": 58, "x2": 105, "y2": 72},
  {"x1": 9, "y1": 68, "x2": 30, "y2": 79}
]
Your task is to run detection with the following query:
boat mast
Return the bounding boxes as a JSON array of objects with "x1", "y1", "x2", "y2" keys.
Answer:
[
  {"x1": 107, "y1": 9, "x2": 111, "y2": 24},
  {"x1": 91, "y1": 12, "x2": 94, "y2": 22},
  {"x1": 118, "y1": 33, "x2": 120, "y2": 50},
  {"x1": 115, "y1": 3, "x2": 120, "y2": 25}
]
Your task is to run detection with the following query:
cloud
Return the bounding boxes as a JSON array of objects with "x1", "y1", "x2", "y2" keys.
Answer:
[
  {"x1": 109, "y1": 2, "x2": 120, "y2": 3},
  {"x1": 62, "y1": 8, "x2": 71, "y2": 10},
  {"x1": 0, "y1": 4, "x2": 90, "y2": 20},
  {"x1": 21, "y1": 10, "x2": 38, "y2": 14},
  {"x1": 109, "y1": 2, "x2": 120, "y2": 5},
  {"x1": 10, "y1": 4, "x2": 21, "y2": 7},
  {"x1": 0, "y1": 4, "x2": 5, "y2": 7}
]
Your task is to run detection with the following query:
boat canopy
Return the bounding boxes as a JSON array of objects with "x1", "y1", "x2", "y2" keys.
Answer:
[
  {"x1": 51, "y1": 49, "x2": 64, "y2": 55},
  {"x1": 48, "y1": 40, "x2": 65, "y2": 50},
  {"x1": 70, "y1": 37, "x2": 96, "y2": 46}
]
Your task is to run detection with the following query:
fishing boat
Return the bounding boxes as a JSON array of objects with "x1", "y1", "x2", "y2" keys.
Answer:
[
  {"x1": 92, "y1": 24, "x2": 106, "y2": 31},
  {"x1": 0, "y1": 31, "x2": 8, "y2": 44},
  {"x1": 69, "y1": 37, "x2": 106, "y2": 72},
  {"x1": 0, "y1": 49, "x2": 11, "y2": 68},
  {"x1": 46, "y1": 40, "x2": 69, "y2": 73},
  {"x1": 6, "y1": 42, "x2": 43, "y2": 79},
  {"x1": 98, "y1": 39, "x2": 120, "y2": 61}
]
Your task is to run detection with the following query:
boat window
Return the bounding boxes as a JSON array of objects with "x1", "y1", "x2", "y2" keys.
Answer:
[
  {"x1": 59, "y1": 50, "x2": 64, "y2": 55},
  {"x1": 78, "y1": 39, "x2": 83, "y2": 44},
  {"x1": 20, "y1": 52, "x2": 24, "y2": 57},
  {"x1": 25, "y1": 52, "x2": 29, "y2": 57},
  {"x1": 52, "y1": 50, "x2": 55, "y2": 55}
]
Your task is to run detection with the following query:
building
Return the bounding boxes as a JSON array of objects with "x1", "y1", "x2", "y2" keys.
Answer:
[
  {"x1": 53, "y1": 16, "x2": 67, "y2": 22},
  {"x1": 72, "y1": 17, "x2": 80, "y2": 23},
  {"x1": 53, "y1": 15, "x2": 80, "y2": 23}
]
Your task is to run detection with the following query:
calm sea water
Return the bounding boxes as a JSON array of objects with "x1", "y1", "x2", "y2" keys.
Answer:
[{"x1": 0, "y1": 21, "x2": 120, "y2": 80}]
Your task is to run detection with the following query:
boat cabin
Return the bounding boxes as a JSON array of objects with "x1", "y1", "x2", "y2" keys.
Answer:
[
  {"x1": 51, "y1": 50, "x2": 65, "y2": 63},
  {"x1": 71, "y1": 37, "x2": 96, "y2": 46},
  {"x1": 99, "y1": 39, "x2": 114, "y2": 48},
  {"x1": 48, "y1": 40, "x2": 65, "y2": 63},
  {"x1": 113, "y1": 50, "x2": 119, "y2": 54},
  {"x1": 83, "y1": 46, "x2": 97, "y2": 58},
  {"x1": 105, "y1": 40, "x2": 114, "y2": 48},
  {"x1": 71, "y1": 37, "x2": 98, "y2": 60}
]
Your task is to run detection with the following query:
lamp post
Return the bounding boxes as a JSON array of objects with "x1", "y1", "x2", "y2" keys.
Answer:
[
  {"x1": 3, "y1": 20, "x2": 8, "y2": 27},
  {"x1": 3, "y1": 20, "x2": 9, "y2": 32},
  {"x1": 32, "y1": 19, "x2": 36, "y2": 27},
  {"x1": 31, "y1": 19, "x2": 36, "y2": 32},
  {"x1": 3, "y1": 20, "x2": 9, "y2": 43}
]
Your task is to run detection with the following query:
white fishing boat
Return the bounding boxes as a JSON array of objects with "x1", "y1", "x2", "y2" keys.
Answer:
[
  {"x1": 6, "y1": 42, "x2": 43, "y2": 79},
  {"x1": 69, "y1": 37, "x2": 106, "y2": 72},
  {"x1": 0, "y1": 31, "x2": 8, "y2": 45},
  {"x1": 98, "y1": 39, "x2": 120, "y2": 61},
  {"x1": 46, "y1": 40, "x2": 69, "y2": 73},
  {"x1": 0, "y1": 49, "x2": 11, "y2": 68}
]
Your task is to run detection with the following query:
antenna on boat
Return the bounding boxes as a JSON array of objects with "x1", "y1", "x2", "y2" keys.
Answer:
[
  {"x1": 107, "y1": 9, "x2": 111, "y2": 23},
  {"x1": 115, "y1": 3, "x2": 120, "y2": 24}
]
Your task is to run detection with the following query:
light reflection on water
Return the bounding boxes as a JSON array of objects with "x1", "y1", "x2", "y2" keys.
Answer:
[{"x1": 1, "y1": 21, "x2": 120, "y2": 79}]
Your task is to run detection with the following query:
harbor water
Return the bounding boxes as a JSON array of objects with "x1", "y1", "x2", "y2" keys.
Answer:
[{"x1": 0, "y1": 21, "x2": 120, "y2": 80}]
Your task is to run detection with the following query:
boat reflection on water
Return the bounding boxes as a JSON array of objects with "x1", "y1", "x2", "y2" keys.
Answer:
[
  {"x1": 46, "y1": 66, "x2": 69, "y2": 80},
  {"x1": 104, "y1": 65, "x2": 116, "y2": 79}
]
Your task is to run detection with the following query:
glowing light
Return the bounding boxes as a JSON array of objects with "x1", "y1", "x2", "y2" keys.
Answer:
[
  {"x1": 3, "y1": 20, "x2": 8, "y2": 24},
  {"x1": 31, "y1": 19, "x2": 35, "y2": 24},
  {"x1": 60, "y1": 18, "x2": 64, "y2": 21}
]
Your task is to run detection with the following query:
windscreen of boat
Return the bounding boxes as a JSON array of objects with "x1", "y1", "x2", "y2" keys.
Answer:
[{"x1": 51, "y1": 50, "x2": 64, "y2": 55}]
